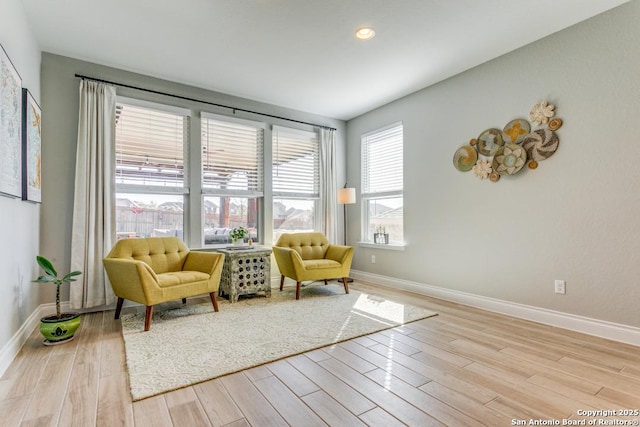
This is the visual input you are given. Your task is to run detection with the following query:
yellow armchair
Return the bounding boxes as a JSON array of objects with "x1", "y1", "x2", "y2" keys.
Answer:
[
  {"x1": 273, "y1": 232, "x2": 353, "y2": 300},
  {"x1": 103, "y1": 237, "x2": 224, "y2": 331}
]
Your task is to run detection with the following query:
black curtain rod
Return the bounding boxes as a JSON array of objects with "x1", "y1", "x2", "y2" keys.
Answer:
[{"x1": 74, "y1": 74, "x2": 337, "y2": 131}]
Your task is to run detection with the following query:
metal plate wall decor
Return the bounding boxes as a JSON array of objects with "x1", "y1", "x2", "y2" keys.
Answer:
[
  {"x1": 453, "y1": 145, "x2": 478, "y2": 172},
  {"x1": 503, "y1": 119, "x2": 531, "y2": 144},
  {"x1": 522, "y1": 129, "x2": 559, "y2": 162},
  {"x1": 452, "y1": 99, "x2": 563, "y2": 183},
  {"x1": 492, "y1": 144, "x2": 527, "y2": 175},
  {"x1": 548, "y1": 118, "x2": 563, "y2": 131},
  {"x1": 476, "y1": 128, "x2": 505, "y2": 156}
]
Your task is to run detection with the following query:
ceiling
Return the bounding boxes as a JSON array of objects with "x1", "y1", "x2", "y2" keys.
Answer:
[{"x1": 22, "y1": 0, "x2": 628, "y2": 121}]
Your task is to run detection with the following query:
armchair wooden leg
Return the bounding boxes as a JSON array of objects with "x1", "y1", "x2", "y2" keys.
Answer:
[
  {"x1": 182, "y1": 298, "x2": 187, "y2": 304},
  {"x1": 144, "y1": 306, "x2": 153, "y2": 331},
  {"x1": 342, "y1": 277, "x2": 350, "y2": 294},
  {"x1": 280, "y1": 275, "x2": 285, "y2": 291},
  {"x1": 210, "y1": 292, "x2": 219, "y2": 312},
  {"x1": 296, "y1": 281, "x2": 301, "y2": 300},
  {"x1": 114, "y1": 297, "x2": 124, "y2": 319},
  {"x1": 324, "y1": 280, "x2": 328, "y2": 285}
]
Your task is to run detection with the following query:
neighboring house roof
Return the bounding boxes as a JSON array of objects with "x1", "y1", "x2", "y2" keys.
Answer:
[{"x1": 373, "y1": 206, "x2": 403, "y2": 219}]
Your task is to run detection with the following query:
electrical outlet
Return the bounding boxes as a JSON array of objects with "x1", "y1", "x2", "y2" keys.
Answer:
[
  {"x1": 371, "y1": 255, "x2": 376, "y2": 264},
  {"x1": 554, "y1": 280, "x2": 566, "y2": 295}
]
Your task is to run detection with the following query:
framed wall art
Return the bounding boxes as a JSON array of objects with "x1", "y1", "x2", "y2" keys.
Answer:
[
  {"x1": 0, "y1": 43, "x2": 22, "y2": 198},
  {"x1": 22, "y1": 89, "x2": 42, "y2": 203}
]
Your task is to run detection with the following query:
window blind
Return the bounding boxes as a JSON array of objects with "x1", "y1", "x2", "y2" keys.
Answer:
[
  {"x1": 201, "y1": 116, "x2": 264, "y2": 196},
  {"x1": 272, "y1": 126, "x2": 319, "y2": 198},
  {"x1": 115, "y1": 103, "x2": 189, "y2": 188},
  {"x1": 362, "y1": 123, "x2": 403, "y2": 197}
]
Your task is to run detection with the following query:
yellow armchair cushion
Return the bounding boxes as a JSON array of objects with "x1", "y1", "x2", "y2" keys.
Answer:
[
  {"x1": 105, "y1": 236, "x2": 189, "y2": 274},
  {"x1": 303, "y1": 259, "x2": 341, "y2": 270},
  {"x1": 157, "y1": 271, "x2": 211, "y2": 287}
]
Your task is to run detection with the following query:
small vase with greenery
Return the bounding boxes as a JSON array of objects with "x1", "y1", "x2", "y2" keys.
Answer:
[
  {"x1": 229, "y1": 226, "x2": 248, "y2": 244},
  {"x1": 33, "y1": 256, "x2": 83, "y2": 345}
]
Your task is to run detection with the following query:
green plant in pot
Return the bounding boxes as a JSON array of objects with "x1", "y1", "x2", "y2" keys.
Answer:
[
  {"x1": 229, "y1": 226, "x2": 248, "y2": 244},
  {"x1": 33, "y1": 256, "x2": 82, "y2": 345}
]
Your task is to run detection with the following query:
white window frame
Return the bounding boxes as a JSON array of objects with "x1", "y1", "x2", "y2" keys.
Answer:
[
  {"x1": 360, "y1": 122, "x2": 404, "y2": 248},
  {"x1": 200, "y1": 112, "x2": 265, "y2": 246},
  {"x1": 114, "y1": 97, "x2": 191, "y2": 241},
  {"x1": 272, "y1": 125, "x2": 321, "y2": 240}
]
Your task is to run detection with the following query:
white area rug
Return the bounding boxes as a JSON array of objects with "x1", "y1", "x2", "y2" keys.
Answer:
[{"x1": 120, "y1": 283, "x2": 437, "y2": 401}]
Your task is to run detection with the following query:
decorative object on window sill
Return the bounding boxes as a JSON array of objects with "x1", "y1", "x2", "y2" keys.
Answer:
[
  {"x1": 374, "y1": 233, "x2": 389, "y2": 245},
  {"x1": 452, "y1": 99, "x2": 562, "y2": 183},
  {"x1": 374, "y1": 226, "x2": 389, "y2": 244}
]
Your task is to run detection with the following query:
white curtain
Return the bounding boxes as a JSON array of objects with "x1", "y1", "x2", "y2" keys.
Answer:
[
  {"x1": 320, "y1": 128, "x2": 338, "y2": 243},
  {"x1": 70, "y1": 80, "x2": 116, "y2": 309}
]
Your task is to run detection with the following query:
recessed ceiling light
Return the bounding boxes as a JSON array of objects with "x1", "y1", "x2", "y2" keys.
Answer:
[{"x1": 355, "y1": 27, "x2": 375, "y2": 40}]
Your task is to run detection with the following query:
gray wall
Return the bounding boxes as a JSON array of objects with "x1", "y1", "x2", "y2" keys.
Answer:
[
  {"x1": 0, "y1": 0, "x2": 41, "y2": 349},
  {"x1": 347, "y1": 0, "x2": 640, "y2": 327},
  {"x1": 40, "y1": 53, "x2": 346, "y2": 306}
]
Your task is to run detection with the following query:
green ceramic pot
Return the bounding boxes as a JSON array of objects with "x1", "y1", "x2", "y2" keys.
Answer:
[{"x1": 39, "y1": 313, "x2": 81, "y2": 345}]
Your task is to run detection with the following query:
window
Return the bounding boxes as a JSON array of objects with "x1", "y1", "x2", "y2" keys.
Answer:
[
  {"x1": 201, "y1": 113, "x2": 264, "y2": 245},
  {"x1": 361, "y1": 122, "x2": 403, "y2": 245},
  {"x1": 115, "y1": 99, "x2": 190, "y2": 240},
  {"x1": 272, "y1": 126, "x2": 320, "y2": 241}
]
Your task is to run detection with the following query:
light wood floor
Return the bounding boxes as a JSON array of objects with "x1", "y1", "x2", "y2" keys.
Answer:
[{"x1": 2, "y1": 282, "x2": 639, "y2": 426}]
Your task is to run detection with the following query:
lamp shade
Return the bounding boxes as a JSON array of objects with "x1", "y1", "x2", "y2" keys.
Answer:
[{"x1": 337, "y1": 187, "x2": 356, "y2": 205}]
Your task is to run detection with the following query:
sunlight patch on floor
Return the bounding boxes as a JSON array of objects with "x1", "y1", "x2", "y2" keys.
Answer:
[{"x1": 351, "y1": 293, "x2": 406, "y2": 324}]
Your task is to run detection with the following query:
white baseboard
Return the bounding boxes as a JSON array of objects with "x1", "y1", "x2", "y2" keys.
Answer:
[
  {"x1": 0, "y1": 303, "x2": 48, "y2": 377},
  {"x1": 350, "y1": 270, "x2": 640, "y2": 347},
  {"x1": 0, "y1": 301, "x2": 108, "y2": 377}
]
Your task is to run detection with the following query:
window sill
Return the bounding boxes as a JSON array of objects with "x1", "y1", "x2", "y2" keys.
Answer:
[{"x1": 357, "y1": 242, "x2": 405, "y2": 251}]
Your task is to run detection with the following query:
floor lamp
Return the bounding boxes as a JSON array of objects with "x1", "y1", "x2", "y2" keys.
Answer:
[
  {"x1": 337, "y1": 185, "x2": 355, "y2": 283},
  {"x1": 337, "y1": 185, "x2": 356, "y2": 246}
]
